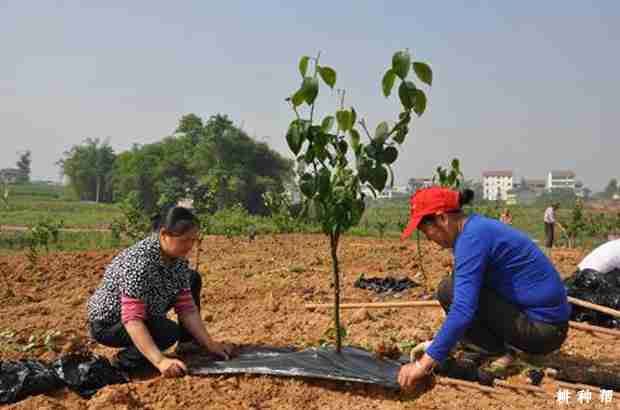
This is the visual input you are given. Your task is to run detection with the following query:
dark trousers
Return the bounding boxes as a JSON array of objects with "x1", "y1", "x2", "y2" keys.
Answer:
[
  {"x1": 89, "y1": 270, "x2": 202, "y2": 368},
  {"x1": 544, "y1": 222, "x2": 555, "y2": 248},
  {"x1": 436, "y1": 275, "x2": 568, "y2": 356}
]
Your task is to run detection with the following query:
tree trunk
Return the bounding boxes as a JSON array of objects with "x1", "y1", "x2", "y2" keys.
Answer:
[
  {"x1": 329, "y1": 232, "x2": 342, "y2": 353},
  {"x1": 195, "y1": 237, "x2": 203, "y2": 271},
  {"x1": 96, "y1": 176, "x2": 101, "y2": 203},
  {"x1": 416, "y1": 230, "x2": 426, "y2": 281}
]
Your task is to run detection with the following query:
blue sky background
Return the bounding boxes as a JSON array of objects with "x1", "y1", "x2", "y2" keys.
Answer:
[{"x1": 1, "y1": 1, "x2": 618, "y2": 190}]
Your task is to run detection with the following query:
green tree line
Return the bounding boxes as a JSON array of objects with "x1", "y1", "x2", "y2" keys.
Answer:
[{"x1": 57, "y1": 114, "x2": 294, "y2": 214}]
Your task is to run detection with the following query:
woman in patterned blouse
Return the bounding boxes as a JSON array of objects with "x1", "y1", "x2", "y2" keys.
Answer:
[{"x1": 87, "y1": 207, "x2": 233, "y2": 377}]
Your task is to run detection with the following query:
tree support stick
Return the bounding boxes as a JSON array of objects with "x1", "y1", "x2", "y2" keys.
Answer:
[
  {"x1": 305, "y1": 301, "x2": 620, "y2": 337},
  {"x1": 568, "y1": 296, "x2": 620, "y2": 319}
]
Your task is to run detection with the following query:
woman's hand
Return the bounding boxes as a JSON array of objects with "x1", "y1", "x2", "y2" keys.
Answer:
[
  {"x1": 398, "y1": 353, "x2": 436, "y2": 389},
  {"x1": 206, "y1": 340, "x2": 235, "y2": 360},
  {"x1": 156, "y1": 357, "x2": 188, "y2": 378},
  {"x1": 398, "y1": 362, "x2": 430, "y2": 389}
]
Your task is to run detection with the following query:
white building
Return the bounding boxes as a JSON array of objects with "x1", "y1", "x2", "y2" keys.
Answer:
[
  {"x1": 408, "y1": 177, "x2": 433, "y2": 193},
  {"x1": 482, "y1": 170, "x2": 513, "y2": 201},
  {"x1": 362, "y1": 185, "x2": 409, "y2": 199},
  {"x1": 546, "y1": 170, "x2": 576, "y2": 192}
]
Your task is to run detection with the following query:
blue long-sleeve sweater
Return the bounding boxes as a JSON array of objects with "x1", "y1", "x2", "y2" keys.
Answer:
[{"x1": 426, "y1": 214, "x2": 571, "y2": 363}]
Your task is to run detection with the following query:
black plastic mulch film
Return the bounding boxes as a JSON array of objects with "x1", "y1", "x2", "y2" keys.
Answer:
[
  {"x1": 565, "y1": 269, "x2": 620, "y2": 328},
  {"x1": 0, "y1": 353, "x2": 126, "y2": 405}
]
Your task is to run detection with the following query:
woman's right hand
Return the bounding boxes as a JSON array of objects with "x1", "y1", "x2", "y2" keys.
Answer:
[{"x1": 156, "y1": 357, "x2": 187, "y2": 378}]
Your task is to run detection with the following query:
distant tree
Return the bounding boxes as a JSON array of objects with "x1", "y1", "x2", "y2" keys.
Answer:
[
  {"x1": 113, "y1": 114, "x2": 294, "y2": 214},
  {"x1": 57, "y1": 138, "x2": 116, "y2": 202},
  {"x1": 604, "y1": 178, "x2": 619, "y2": 199},
  {"x1": 16, "y1": 150, "x2": 31, "y2": 183}
]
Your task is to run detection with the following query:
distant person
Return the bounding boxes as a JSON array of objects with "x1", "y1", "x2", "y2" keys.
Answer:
[
  {"x1": 544, "y1": 203, "x2": 560, "y2": 248},
  {"x1": 577, "y1": 238, "x2": 620, "y2": 277},
  {"x1": 397, "y1": 187, "x2": 570, "y2": 389},
  {"x1": 500, "y1": 209, "x2": 513, "y2": 225},
  {"x1": 87, "y1": 207, "x2": 233, "y2": 378}
]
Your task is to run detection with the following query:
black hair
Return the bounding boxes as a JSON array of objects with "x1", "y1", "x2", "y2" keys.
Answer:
[
  {"x1": 151, "y1": 206, "x2": 198, "y2": 236},
  {"x1": 419, "y1": 189, "x2": 474, "y2": 226},
  {"x1": 459, "y1": 189, "x2": 474, "y2": 207}
]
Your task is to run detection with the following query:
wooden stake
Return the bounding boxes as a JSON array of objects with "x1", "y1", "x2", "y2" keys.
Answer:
[
  {"x1": 493, "y1": 380, "x2": 549, "y2": 395},
  {"x1": 435, "y1": 376, "x2": 497, "y2": 394},
  {"x1": 305, "y1": 301, "x2": 620, "y2": 337},
  {"x1": 568, "y1": 296, "x2": 620, "y2": 319},
  {"x1": 305, "y1": 301, "x2": 441, "y2": 309},
  {"x1": 305, "y1": 300, "x2": 620, "y2": 337},
  {"x1": 568, "y1": 321, "x2": 620, "y2": 337}
]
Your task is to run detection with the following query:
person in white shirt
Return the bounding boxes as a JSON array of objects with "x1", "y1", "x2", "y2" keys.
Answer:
[
  {"x1": 578, "y1": 239, "x2": 620, "y2": 275},
  {"x1": 544, "y1": 203, "x2": 559, "y2": 248}
]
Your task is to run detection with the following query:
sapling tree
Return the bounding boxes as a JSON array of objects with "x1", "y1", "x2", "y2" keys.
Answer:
[
  {"x1": 564, "y1": 201, "x2": 587, "y2": 248},
  {"x1": 433, "y1": 158, "x2": 464, "y2": 189},
  {"x1": 285, "y1": 50, "x2": 432, "y2": 352},
  {"x1": 413, "y1": 158, "x2": 463, "y2": 282}
]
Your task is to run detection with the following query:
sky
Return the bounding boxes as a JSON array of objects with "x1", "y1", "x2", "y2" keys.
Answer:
[{"x1": 1, "y1": 1, "x2": 618, "y2": 191}]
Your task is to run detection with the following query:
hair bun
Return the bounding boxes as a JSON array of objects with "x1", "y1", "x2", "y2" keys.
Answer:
[{"x1": 459, "y1": 189, "x2": 474, "y2": 206}]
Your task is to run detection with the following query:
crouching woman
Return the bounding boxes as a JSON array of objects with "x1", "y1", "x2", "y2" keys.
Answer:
[
  {"x1": 397, "y1": 187, "x2": 571, "y2": 389},
  {"x1": 87, "y1": 207, "x2": 233, "y2": 377}
]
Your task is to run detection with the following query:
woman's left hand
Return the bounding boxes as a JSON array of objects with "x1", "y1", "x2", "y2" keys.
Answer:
[
  {"x1": 207, "y1": 340, "x2": 235, "y2": 360},
  {"x1": 398, "y1": 362, "x2": 429, "y2": 389}
]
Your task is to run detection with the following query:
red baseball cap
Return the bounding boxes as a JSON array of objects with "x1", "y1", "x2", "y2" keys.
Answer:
[{"x1": 401, "y1": 187, "x2": 460, "y2": 240}]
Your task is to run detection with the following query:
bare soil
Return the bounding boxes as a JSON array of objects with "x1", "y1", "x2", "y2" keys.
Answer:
[{"x1": 1, "y1": 234, "x2": 618, "y2": 409}]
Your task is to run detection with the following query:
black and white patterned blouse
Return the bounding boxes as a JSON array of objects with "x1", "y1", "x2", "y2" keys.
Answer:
[{"x1": 87, "y1": 235, "x2": 192, "y2": 326}]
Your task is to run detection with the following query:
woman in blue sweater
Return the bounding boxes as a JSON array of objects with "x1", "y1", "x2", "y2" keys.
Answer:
[{"x1": 398, "y1": 187, "x2": 570, "y2": 389}]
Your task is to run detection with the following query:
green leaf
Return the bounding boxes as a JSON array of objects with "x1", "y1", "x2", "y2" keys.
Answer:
[
  {"x1": 318, "y1": 66, "x2": 337, "y2": 89},
  {"x1": 301, "y1": 77, "x2": 319, "y2": 105},
  {"x1": 350, "y1": 129, "x2": 361, "y2": 152},
  {"x1": 299, "y1": 56, "x2": 310, "y2": 77},
  {"x1": 337, "y1": 140, "x2": 348, "y2": 156},
  {"x1": 364, "y1": 142, "x2": 381, "y2": 160},
  {"x1": 413, "y1": 89, "x2": 427, "y2": 116},
  {"x1": 382, "y1": 69, "x2": 397, "y2": 97},
  {"x1": 318, "y1": 169, "x2": 331, "y2": 199},
  {"x1": 451, "y1": 158, "x2": 460, "y2": 171},
  {"x1": 413, "y1": 62, "x2": 433, "y2": 86},
  {"x1": 392, "y1": 50, "x2": 411, "y2": 80},
  {"x1": 312, "y1": 127, "x2": 329, "y2": 147},
  {"x1": 350, "y1": 107, "x2": 357, "y2": 129},
  {"x1": 382, "y1": 146, "x2": 398, "y2": 164},
  {"x1": 358, "y1": 160, "x2": 372, "y2": 183},
  {"x1": 304, "y1": 147, "x2": 315, "y2": 163},
  {"x1": 369, "y1": 164, "x2": 388, "y2": 192},
  {"x1": 299, "y1": 173, "x2": 316, "y2": 198},
  {"x1": 398, "y1": 81, "x2": 417, "y2": 109},
  {"x1": 291, "y1": 89, "x2": 305, "y2": 107},
  {"x1": 375, "y1": 121, "x2": 389, "y2": 143},
  {"x1": 321, "y1": 116, "x2": 335, "y2": 133},
  {"x1": 393, "y1": 123, "x2": 409, "y2": 144},
  {"x1": 336, "y1": 110, "x2": 352, "y2": 132},
  {"x1": 286, "y1": 120, "x2": 306, "y2": 155}
]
